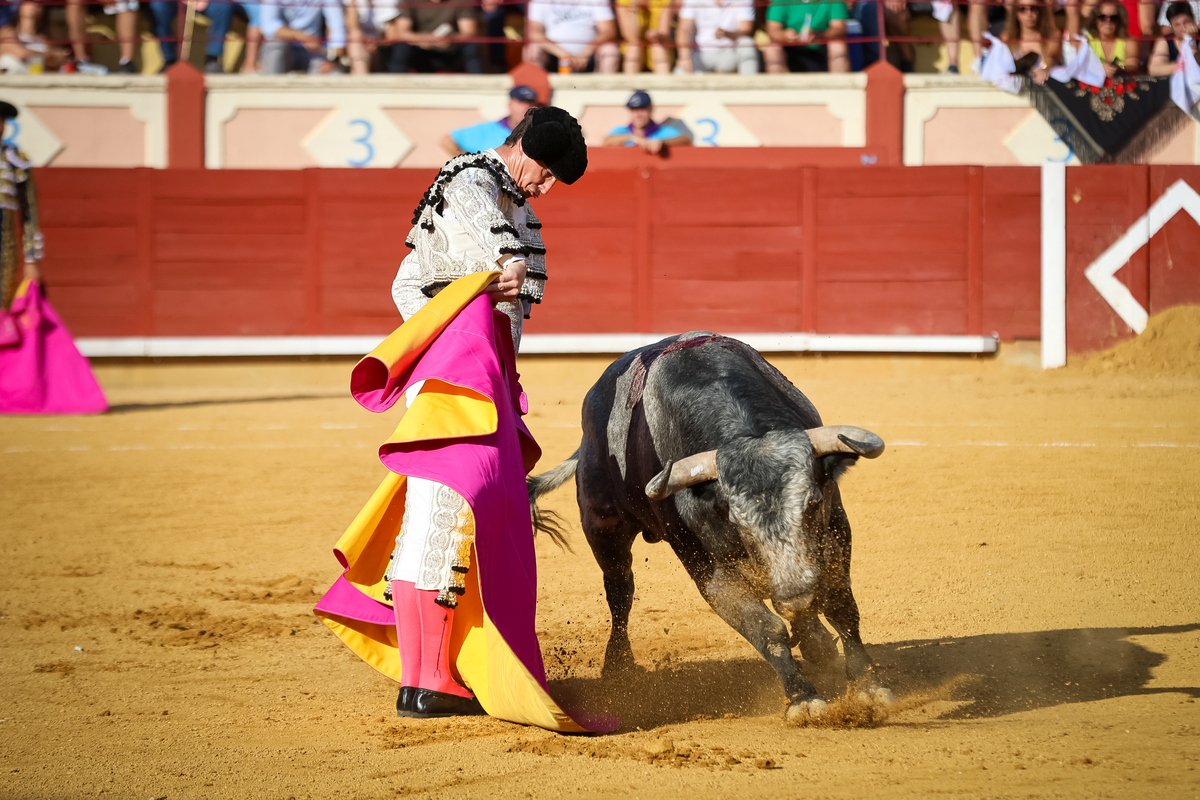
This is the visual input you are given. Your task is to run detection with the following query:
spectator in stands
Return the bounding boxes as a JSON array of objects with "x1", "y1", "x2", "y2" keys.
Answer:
[
  {"x1": 932, "y1": 2, "x2": 962, "y2": 73},
  {"x1": 240, "y1": 6, "x2": 264, "y2": 73},
  {"x1": 149, "y1": 0, "x2": 263, "y2": 72},
  {"x1": 9, "y1": 3, "x2": 62, "y2": 72},
  {"x1": 1149, "y1": 1, "x2": 1199, "y2": 74},
  {"x1": 968, "y1": 0, "x2": 989, "y2": 73},
  {"x1": 0, "y1": 15, "x2": 31, "y2": 72},
  {"x1": 765, "y1": 0, "x2": 850, "y2": 73},
  {"x1": 1117, "y1": 0, "x2": 1151, "y2": 47},
  {"x1": 968, "y1": 1, "x2": 1073, "y2": 74},
  {"x1": 1157, "y1": 0, "x2": 1200, "y2": 34},
  {"x1": 16, "y1": 2, "x2": 39, "y2": 43},
  {"x1": 345, "y1": 0, "x2": 397, "y2": 74},
  {"x1": 212, "y1": 4, "x2": 265, "y2": 73},
  {"x1": 260, "y1": 0, "x2": 347, "y2": 73},
  {"x1": 847, "y1": 1, "x2": 882, "y2": 68},
  {"x1": 616, "y1": 0, "x2": 674, "y2": 73},
  {"x1": 675, "y1": 0, "x2": 758, "y2": 75},
  {"x1": 480, "y1": 0, "x2": 517, "y2": 72},
  {"x1": 1, "y1": 3, "x2": 65, "y2": 73},
  {"x1": 1110, "y1": 1, "x2": 1151, "y2": 42},
  {"x1": 1002, "y1": 1, "x2": 1060, "y2": 82},
  {"x1": 442, "y1": 85, "x2": 541, "y2": 156},
  {"x1": 1056, "y1": 1, "x2": 1146, "y2": 68},
  {"x1": 68, "y1": 0, "x2": 138, "y2": 73},
  {"x1": 882, "y1": 0, "x2": 914, "y2": 72},
  {"x1": 603, "y1": 90, "x2": 692, "y2": 154},
  {"x1": 524, "y1": 0, "x2": 620, "y2": 72},
  {"x1": 388, "y1": 0, "x2": 482, "y2": 73},
  {"x1": 197, "y1": 1, "x2": 265, "y2": 73},
  {"x1": 1082, "y1": 4, "x2": 1140, "y2": 75}
]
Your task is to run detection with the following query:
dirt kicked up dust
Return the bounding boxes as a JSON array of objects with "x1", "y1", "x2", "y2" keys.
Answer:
[{"x1": 2, "y1": 319, "x2": 1199, "y2": 799}]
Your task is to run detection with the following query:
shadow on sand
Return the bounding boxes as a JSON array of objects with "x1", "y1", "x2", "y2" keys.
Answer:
[
  {"x1": 106, "y1": 394, "x2": 344, "y2": 414},
  {"x1": 548, "y1": 623, "x2": 1200, "y2": 731}
]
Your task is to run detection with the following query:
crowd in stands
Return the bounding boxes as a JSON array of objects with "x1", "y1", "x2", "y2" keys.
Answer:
[
  {"x1": 0, "y1": 0, "x2": 1196, "y2": 76},
  {"x1": 978, "y1": 0, "x2": 1198, "y2": 83}
]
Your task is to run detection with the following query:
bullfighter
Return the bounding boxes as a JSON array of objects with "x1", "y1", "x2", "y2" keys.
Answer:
[{"x1": 315, "y1": 107, "x2": 601, "y2": 729}]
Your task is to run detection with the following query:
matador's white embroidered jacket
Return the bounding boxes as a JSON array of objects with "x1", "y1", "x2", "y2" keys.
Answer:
[{"x1": 392, "y1": 150, "x2": 547, "y2": 349}]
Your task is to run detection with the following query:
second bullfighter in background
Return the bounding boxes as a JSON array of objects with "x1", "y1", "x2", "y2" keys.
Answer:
[{"x1": 529, "y1": 331, "x2": 894, "y2": 723}]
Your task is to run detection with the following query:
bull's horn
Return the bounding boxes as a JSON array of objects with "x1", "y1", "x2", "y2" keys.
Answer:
[
  {"x1": 805, "y1": 426, "x2": 885, "y2": 459},
  {"x1": 645, "y1": 450, "x2": 719, "y2": 501}
]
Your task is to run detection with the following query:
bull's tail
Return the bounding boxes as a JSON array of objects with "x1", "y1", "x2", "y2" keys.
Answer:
[{"x1": 526, "y1": 450, "x2": 579, "y2": 552}]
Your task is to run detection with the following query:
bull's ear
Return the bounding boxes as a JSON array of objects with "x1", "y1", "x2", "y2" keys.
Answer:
[
  {"x1": 646, "y1": 450, "x2": 719, "y2": 501},
  {"x1": 820, "y1": 452, "x2": 859, "y2": 484}
]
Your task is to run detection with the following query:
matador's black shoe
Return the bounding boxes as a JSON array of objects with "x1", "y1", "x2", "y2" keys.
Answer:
[
  {"x1": 398, "y1": 688, "x2": 486, "y2": 718},
  {"x1": 396, "y1": 686, "x2": 416, "y2": 717}
]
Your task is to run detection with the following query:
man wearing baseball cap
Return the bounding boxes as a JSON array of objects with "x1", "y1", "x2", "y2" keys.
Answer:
[
  {"x1": 603, "y1": 90, "x2": 692, "y2": 155},
  {"x1": 442, "y1": 85, "x2": 543, "y2": 157}
]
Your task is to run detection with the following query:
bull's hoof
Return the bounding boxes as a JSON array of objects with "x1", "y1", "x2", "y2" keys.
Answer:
[
  {"x1": 856, "y1": 685, "x2": 895, "y2": 705},
  {"x1": 784, "y1": 697, "x2": 828, "y2": 724}
]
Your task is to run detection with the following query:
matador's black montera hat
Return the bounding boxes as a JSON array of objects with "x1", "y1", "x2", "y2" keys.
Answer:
[{"x1": 519, "y1": 106, "x2": 587, "y2": 185}]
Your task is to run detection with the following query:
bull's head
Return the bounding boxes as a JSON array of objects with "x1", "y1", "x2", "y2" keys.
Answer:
[
  {"x1": 644, "y1": 426, "x2": 884, "y2": 501},
  {"x1": 645, "y1": 426, "x2": 884, "y2": 606}
]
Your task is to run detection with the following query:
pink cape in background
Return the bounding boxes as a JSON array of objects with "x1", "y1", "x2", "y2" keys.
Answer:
[{"x1": 0, "y1": 280, "x2": 107, "y2": 415}]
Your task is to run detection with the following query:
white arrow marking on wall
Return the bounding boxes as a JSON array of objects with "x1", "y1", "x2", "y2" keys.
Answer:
[{"x1": 1083, "y1": 179, "x2": 1200, "y2": 334}]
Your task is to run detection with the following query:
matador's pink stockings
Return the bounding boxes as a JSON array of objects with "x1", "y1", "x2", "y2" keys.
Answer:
[{"x1": 390, "y1": 580, "x2": 473, "y2": 698}]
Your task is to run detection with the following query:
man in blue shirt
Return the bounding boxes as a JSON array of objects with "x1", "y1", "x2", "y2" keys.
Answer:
[
  {"x1": 260, "y1": 0, "x2": 347, "y2": 74},
  {"x1": 602, "y1": 90, "x2": 692, "y2": 155},
  {"x1": 441, "y1": 85, "x2": 542, "y2": 157}
]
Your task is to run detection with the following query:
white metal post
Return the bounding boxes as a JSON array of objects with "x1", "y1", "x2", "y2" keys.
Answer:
[{"x1": 1041, "y1": 162, "x2": 1067, "y2": 369}]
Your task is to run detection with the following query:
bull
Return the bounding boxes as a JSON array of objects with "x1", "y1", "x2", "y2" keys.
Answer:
[{"x1": 528, "y1": 332, "x2": 893, "y2": 722}]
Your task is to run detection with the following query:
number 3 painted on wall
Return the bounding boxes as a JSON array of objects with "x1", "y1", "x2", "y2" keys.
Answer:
[
  {"x1": 695, "y1": 117, "x2": 720, "y2": 147},
  {"x1": 347, "y1": 119, "x2": 374, "y2": 167}
]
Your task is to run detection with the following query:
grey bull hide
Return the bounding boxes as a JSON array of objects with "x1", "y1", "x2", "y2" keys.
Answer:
[{"x1": 527, "y1": 332, "x2": 893, "y2": 722}]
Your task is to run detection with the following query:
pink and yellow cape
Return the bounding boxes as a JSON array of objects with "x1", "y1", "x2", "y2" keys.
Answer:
[{"x1": 314, "y1": 272, "x2": 607, "y2": 733}]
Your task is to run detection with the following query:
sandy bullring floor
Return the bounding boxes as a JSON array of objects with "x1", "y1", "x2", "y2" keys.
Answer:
[{"x1": 2, "y1": 319, "x2": 1199, "y2": 799}]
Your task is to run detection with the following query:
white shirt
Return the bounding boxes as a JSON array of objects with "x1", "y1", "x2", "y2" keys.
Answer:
[
  {"x1": 527, "y1": 0, "x2": 614, "y2": 55},
  {"x1": 356, "y1": 0, "x2": 402, "y2": 32},
  {"x1": 680, "y1": 0, "x2": 755, "y2": 48}
]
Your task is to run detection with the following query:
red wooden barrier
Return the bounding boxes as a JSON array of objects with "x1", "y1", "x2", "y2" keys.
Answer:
[
  {"x1": 1065, "y1": 166, "x2": 1200, "y2": 354},
  {"x1": 35, "y1": 165, "x2": 1045, "y2": 342},
  {"x1": 1148, "y1": 167, "x2": 1200, "y2": 313},
  {"x1": 1066, "y1": 165, "x2": 1149, "y2": 355},
  {"x1": 531, "y1": 163, "x2": 1042, "y2": 338},
  {"x1": 34, "y1": 164, "x2": 1200, "y2": 352},
  {"x1": 982, "y1": 167, "x2": 1041, "y2": 340}
]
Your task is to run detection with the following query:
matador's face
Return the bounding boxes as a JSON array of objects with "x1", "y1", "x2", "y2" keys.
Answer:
[{"x1": 510, "y1": 150, "x2": 558, "y2": 199}]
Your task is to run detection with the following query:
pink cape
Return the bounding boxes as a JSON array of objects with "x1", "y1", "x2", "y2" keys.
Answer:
[
  {"x1": 314, "y1": 274, "x2": 614, "y2": 732},
  {"x1": 0, "y1": 280, "x2": 107, "y2": 415}
]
